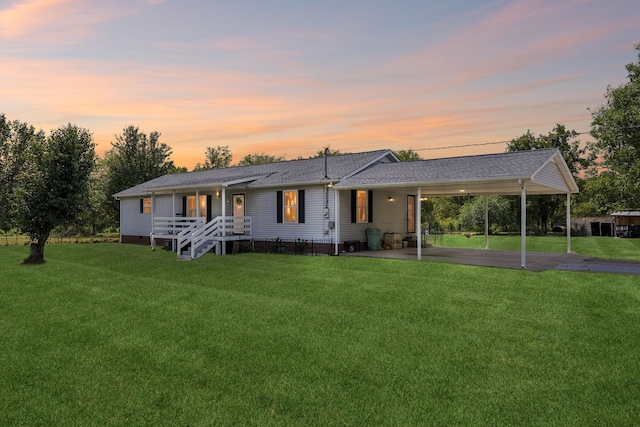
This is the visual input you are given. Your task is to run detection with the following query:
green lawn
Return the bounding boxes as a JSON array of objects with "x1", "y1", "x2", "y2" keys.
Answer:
[
  {"x1": 1, "y1": 244, "x2": 639, "y2": 426},
  {"x1": 431, "y1": 233, "x2": 640, "y2": 261}
]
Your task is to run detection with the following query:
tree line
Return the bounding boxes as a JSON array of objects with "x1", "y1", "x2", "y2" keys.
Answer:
[{"x1": 2, "y1": 44, "x2": 638, "y2": 263}]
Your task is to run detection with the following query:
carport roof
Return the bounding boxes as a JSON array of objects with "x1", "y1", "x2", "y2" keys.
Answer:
[{"x1": 335, "y1": 148, "x2": 578, "y2": 196}]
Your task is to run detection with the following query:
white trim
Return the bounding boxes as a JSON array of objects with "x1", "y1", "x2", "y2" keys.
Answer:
[
  {"x1": 520, "y1": 180, "x2": 527, "y2": 269},
  {"x1": 417, "y1": 188, "x2": 422, "y2": 261},
  {"x1": 567, "y1": 193, "x2": 571, "y2": 254},
  {"x1": 334, "y1": 188, "x2": 340, "y2": 256},
  {"x1": 484, "y1": 195, "x2": 489, "y2": 250}
]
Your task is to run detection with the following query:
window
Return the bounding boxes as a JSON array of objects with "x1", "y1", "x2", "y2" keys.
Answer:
[
  {"x1": 140, "y1": 198, "x2": 151, "y2": 214},
  {"x1": 186, "y1": 195, "x2": 207, "y2": 218},
  {"x1": 276, "y1": 190, "x2": 305, "y2": 224},
  {"x1": 351, "y1": 190, "x2": 373, "y2": 223},
  {"x1": 407, "y1": 195, "x2": 416, "y2": 233},
  {"x1": 284, "y1": 190, "x2": 298, "y2": 223},
  {"x1": 356, "y1": 190, "x2": 368, "y2": 223}
]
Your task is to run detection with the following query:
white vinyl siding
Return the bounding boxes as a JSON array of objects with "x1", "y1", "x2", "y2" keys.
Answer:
[
  {"x1": 248, "y1": 187, "x2": 328, "y2": 240},
  {"x1": 533, "y1": 161, "x2": 570, "y2": 192},
  {"x1": 120, "y1": 198, "x2": 152, "y2": 237},
  {"x1": 339, "y1": 189, "x2": 408, "y2": 242}
]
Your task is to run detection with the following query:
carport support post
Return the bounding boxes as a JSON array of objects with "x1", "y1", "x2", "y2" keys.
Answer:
[
  {"x1": 221, "y1": 187, "x2": 226, "y2": 255},
  {"x1": 417, "y1": 188, "x2": 422, "y2": 261},
  {"x1": 566, "y1": 193, "x2": 571, "y2": 254},
  {"x1": 484, "y1": 195, "x2": 489, "y2": 250},
  {"x1": 172, "y1": 192, "x2": 176, "y2": 252},
  {"x1": 334, "y1": 188, "x2": 340, "y2": 256},
  {"x1": 520, "y1": 180, "x2": 527, "y2": 269}
]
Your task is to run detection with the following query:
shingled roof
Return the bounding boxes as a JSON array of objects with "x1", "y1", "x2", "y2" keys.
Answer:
[
  {"x1": 114, "y1": 149, "x2": 396, "y2": 197},
  {"x1": 115, "y1": 148, "x2": 578, "y2": 198},
  {"x1": 335, "y1": 148, "x2": 578, "y2": 195}
]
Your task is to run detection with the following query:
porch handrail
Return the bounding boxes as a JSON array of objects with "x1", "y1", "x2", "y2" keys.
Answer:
[
  {"x1": 221, "y1": 216, "x2": 252, "y2": 236},
  {"x1": 154, "y1": 216, "x2": 204, "y2": 236},
  {"x1": 190, "y1": 217, "x2": 222, "y2": 258},
  {"x1": 176, "y1": 218, "x2": 205, "y2": 254},
  {"x1": 151, "y1": 216, "x2": 204, "y2": 250},
  {"x1": 171, "y1": 215, "x2": 253, "y2": 259}
]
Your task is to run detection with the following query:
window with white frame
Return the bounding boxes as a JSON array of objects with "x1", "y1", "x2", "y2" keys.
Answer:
[
  {"x1": 140, "y1": 198, "x2": 151, "y2": 214},
  {"x1": 283, "y1": 190, "x2": 298, "y2": 223},
  {"x1": 186, "y1": 195, "x2": 207, "y2": 218},
  {"x1": 356, "y1": 190, "x2": 368, "y2": 223}
]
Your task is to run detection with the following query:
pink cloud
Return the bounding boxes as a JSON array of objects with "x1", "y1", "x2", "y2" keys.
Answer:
[{"x1": 0, "y1": 0, "x2": 74, "y2": 38}]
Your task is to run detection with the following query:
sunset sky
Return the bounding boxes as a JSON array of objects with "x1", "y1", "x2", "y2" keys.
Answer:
[{"x1": 1, "y1": 0, "x2": 638, "y2": 169}]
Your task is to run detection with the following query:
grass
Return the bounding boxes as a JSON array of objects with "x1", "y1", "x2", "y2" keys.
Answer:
[
  {"x1": 1, "y1": 243, "x2": 639, "y2": 425},
  {"x1": 431, "y1": 233, "x2": 640, "y2": 261}
]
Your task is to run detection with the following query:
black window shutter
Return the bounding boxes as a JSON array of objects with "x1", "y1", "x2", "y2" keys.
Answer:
[
  {"x1": 182, "y1": 196, "x2": 187, "y2": 217},
  {"x1": 298, "y1": 190, "x2": 305, "y2": 223},
  {"x1": 350, "y1": 190, "x2": 356, "y2": 223},
  {"x1": 276, "y1": 191, "x2": 283, "y2": 223},
  {"x1": 206, "y1": 195, "x2": 212, "y2": 222},
  {"x1": 140, "y1": 198, "x2": 144, "y2": 213},
  {"x1": 368, "y1": 190, "x2": 373, "y2": 223}
]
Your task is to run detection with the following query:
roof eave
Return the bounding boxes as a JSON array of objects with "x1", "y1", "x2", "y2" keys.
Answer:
[{"x1": 334, "y1": 175, "x2": 532, "y2": 190}]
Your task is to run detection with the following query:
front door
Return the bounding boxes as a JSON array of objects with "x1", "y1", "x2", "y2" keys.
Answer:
[{"x1": 233, "y1": 193, "x2": 245, "y2": 234}]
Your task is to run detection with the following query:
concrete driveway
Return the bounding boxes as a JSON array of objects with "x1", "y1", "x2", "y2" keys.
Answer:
[{"x1": 341, "y1": 246, "x2": 640, "y2": 275}]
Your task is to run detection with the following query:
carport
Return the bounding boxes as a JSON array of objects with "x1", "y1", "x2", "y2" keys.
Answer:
[{"x1": 333, "y1": 148, "x2": 579, "y2": 269}]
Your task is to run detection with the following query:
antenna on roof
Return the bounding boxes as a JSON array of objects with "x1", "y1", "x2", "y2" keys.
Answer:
[{"x1": 324, "y1": 147, "x2": 329, "y2": 179}]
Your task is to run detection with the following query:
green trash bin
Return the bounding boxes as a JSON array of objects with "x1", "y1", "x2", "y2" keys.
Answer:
[{"x1": 366, "y1": 228, "x2": 381, "y2": 251}]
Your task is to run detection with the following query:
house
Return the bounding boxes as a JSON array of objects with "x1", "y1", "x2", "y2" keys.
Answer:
[{"x1": 114, "y1": 148, "x2": 578, "y2": 267}]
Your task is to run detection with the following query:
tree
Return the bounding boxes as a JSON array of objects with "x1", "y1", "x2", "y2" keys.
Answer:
[
  {"x1": 590, "y1": 43, "x2": 640, "y2": 209},
  {"x1": 573, "y1": 171, "x2": 622, "y2": 217},
  {"x1": 458, "y1": 196, "x2": 513, "y2": 233},
  {"x1": 104, "y1": 125, "x2": 176, "y2": 220},
  {"x1": 507, "y1": 124, "x2": 592, "y2": 233},
  {"x1": 82, "y1": 158, "x2": 112, "y2": 234},
  {"x1": 508, "y1": 125, "x2": 592, "y2": 175},
  {"x1": 236, "y1": 153, "x2": 285, "y2": 166},
  {"x1": 13, "y1": 123, "x2": 95, "y2": 263},
  {"x1": 394, "y1": 149, "x2": 421, "y2": 161},
  {"x1": 193, "y1": 145, "x2": 232, "y2": 170},
  {"x1": 0, "y1": 115, "x2": 37, "y2": 234}
]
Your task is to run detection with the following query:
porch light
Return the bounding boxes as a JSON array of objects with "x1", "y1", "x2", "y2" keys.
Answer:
[
  {"x1": 216, "y1": 190, "x2": 221, "y2": 198},
  {"x1": 388, "y1": 196, "x2": 394, "y2": 201}
]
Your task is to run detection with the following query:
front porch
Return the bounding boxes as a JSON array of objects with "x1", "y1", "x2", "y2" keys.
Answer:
[{"x1": 151, "y1": 216, "x2": 252, "y2": 259}]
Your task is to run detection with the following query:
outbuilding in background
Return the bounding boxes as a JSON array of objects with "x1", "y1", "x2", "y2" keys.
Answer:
[{"x1": 611, "y1": 211, "x2": 640, "y2": 238}]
